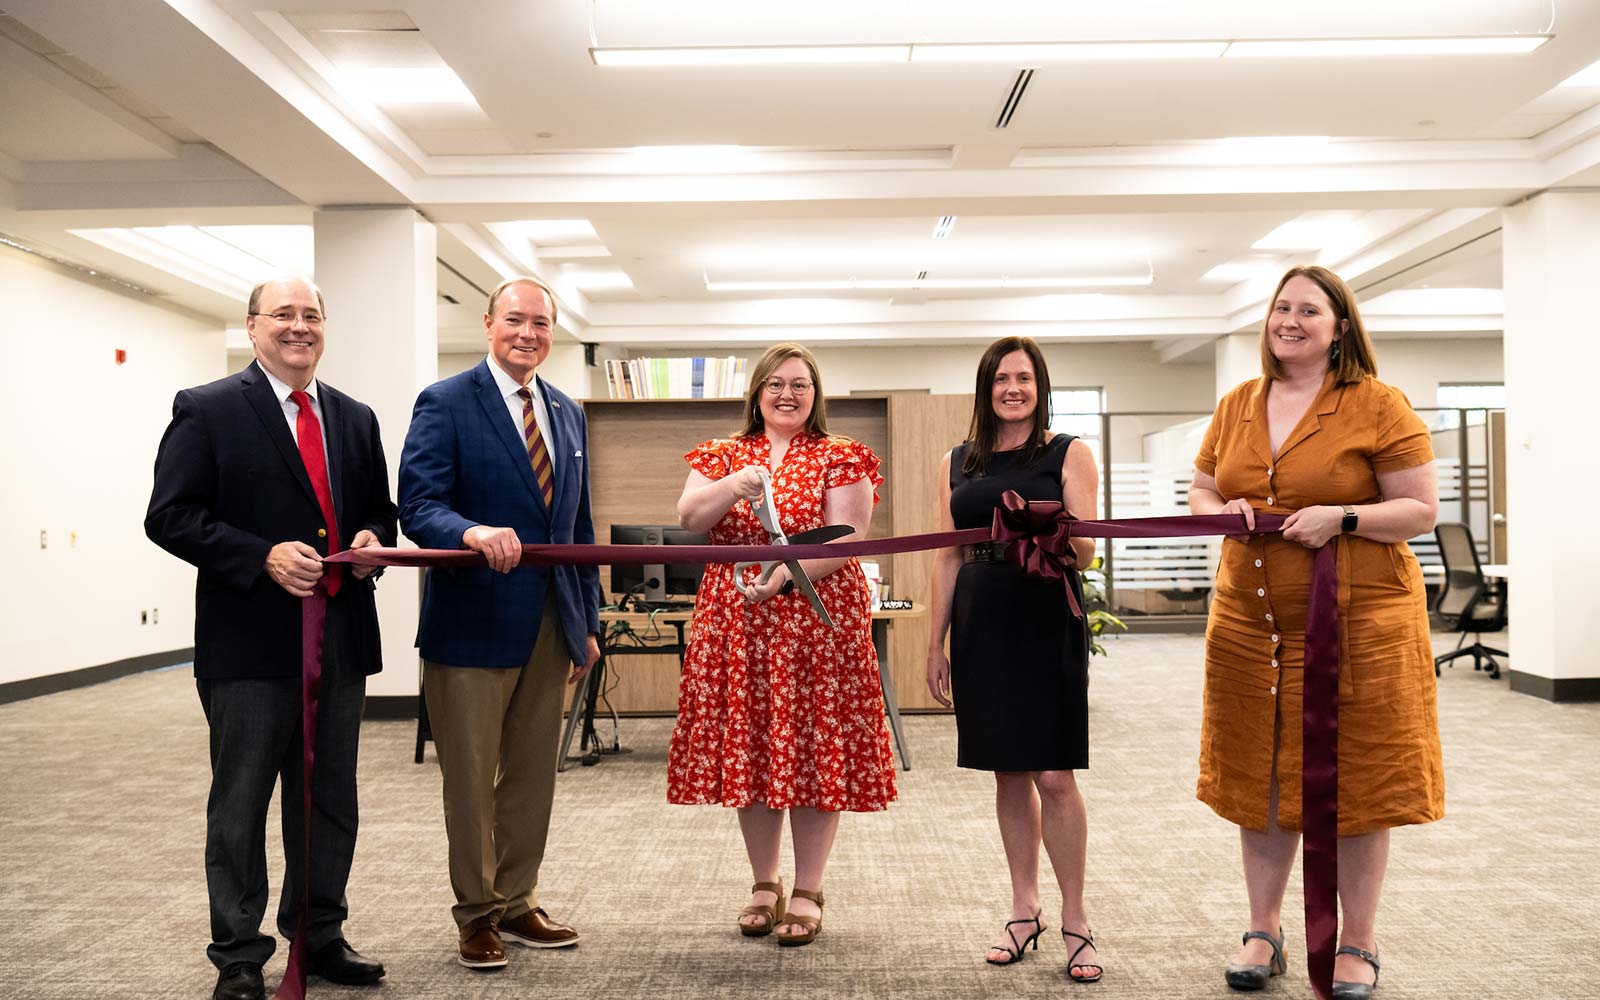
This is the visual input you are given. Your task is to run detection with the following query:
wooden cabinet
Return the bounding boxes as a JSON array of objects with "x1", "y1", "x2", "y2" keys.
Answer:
[{"x1": 581, "y1": 392, "x2": 972, "y2": 713}]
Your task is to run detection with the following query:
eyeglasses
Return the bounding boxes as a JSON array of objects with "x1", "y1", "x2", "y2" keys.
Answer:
[
  {"x1": 762, "y1": 378, "x2": 814, "y2": 396},
  {"x1": 250, "y1": 310, "x2": 325, "y2": 327}
]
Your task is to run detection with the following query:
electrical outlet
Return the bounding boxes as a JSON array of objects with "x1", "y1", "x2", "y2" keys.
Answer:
[
  {"x1": 140, "y1": 610, "x2": 148, "y2": 625},
  {"x1": 39, "y1": 530, "x2": 47, "y2": 549},
  {"x1": 151, "y1": 608, "x2": 159, "y2": 625}
]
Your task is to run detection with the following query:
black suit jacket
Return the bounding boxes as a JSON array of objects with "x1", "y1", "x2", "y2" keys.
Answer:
[{"x1": 145, "y1": 361, "x2": 398, "y2": 680}]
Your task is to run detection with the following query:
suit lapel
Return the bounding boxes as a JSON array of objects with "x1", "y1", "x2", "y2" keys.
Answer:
[
  {"x1": 319, "y1": 382, "x2": 345, "y2": 525},
  {"x1": 241, "y1": 362, "x2": 320, "y2": 510},
  {"x1": 473, "y1": 362, "x2": 551, "y2": 524}
]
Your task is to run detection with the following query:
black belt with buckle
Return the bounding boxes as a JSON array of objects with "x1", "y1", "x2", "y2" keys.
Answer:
[{"x1": 961, "y1": 542, "x2": 1008, "y2": 565}]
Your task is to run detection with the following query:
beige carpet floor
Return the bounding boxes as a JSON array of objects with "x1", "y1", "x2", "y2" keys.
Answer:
[{"x1": 2, "y1": 630, "x2": 1597, "y2": 999}]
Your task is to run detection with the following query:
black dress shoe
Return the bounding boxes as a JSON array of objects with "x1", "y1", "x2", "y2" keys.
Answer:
[
  {"x1": 213, "y1": 962, "x2": 265, "y2": 1000},
  {"x1": 308, "y1": 939, "x2": 386, "y2": 985}
]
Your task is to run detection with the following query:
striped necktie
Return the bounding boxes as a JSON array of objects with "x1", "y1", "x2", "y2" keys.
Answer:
[{"x1": 516, "y1": 386, "x2": 555, "y2": 507}]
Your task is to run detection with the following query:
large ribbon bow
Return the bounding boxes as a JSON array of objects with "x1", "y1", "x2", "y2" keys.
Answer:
[{"x1": 991, "y1": 489, "x2": 1085, "y2": 617}]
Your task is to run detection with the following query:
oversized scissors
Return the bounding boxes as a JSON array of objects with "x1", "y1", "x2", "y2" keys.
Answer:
[{"x1": 731, "y1": 466, "x2": 854, "y2": 627}]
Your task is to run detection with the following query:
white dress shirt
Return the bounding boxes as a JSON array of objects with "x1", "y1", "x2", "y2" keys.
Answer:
[
  {"x1": 485, "y1": 354, "x2": 556, "y2": 476},
  {"x1": 259, "y1": 363, "x2": 329, "y2": 458}
]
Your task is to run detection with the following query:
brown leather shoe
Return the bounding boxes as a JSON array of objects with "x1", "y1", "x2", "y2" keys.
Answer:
[
  {"x1": 458, "y1": 916, "x2": 508, "y2": 970},
  {"x1": 499, "y1": 907, "x2": 581, "y2": 949}
]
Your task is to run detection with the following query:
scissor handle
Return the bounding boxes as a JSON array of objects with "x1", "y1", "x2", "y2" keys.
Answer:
[{"x1": 730, "y1": 559, "x2": 780, "y2": 601}]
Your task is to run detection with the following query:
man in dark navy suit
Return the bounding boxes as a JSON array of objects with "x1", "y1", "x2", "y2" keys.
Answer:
[
  {"x1": 146, "y1": 276, "x2": 395, "y2": 1000},
  {"x1": 398, "y1": 277, "x2": 601, "y2": 970}
]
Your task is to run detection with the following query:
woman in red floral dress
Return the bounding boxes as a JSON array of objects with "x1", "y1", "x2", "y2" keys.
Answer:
[{"x1": 670, "y1": 343, "x2": 896, "y2": 946}]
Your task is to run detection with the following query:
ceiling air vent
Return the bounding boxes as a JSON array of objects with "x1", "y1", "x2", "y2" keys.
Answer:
[{"x1": 994, "y1": 69, "x2": 1034, "y2": 129}]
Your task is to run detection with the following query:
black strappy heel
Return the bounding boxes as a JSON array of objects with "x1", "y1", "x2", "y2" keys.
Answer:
[
  {"x1": 986, "y1": 910, "x2": 1045, "y2": 966},
  {"x1": 1062, "y1": 928, "x2": 1103, "y2": 983},
  {"x1": 1225, "y1": 928, "x2": 1287, "y2": 990},
  {"x1": 1332, "y1": 945, "x2": 1381, "y2": 1000}
]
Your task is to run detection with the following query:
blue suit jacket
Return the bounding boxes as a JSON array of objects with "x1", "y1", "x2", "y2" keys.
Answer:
[{"x1": 398, "y1": 360, "x2": 601, "y2": 668}]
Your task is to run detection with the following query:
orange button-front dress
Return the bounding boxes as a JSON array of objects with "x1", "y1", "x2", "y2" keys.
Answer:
[{"x1": 1195, "y1": 373, "x2": 1445, "y2": 836}]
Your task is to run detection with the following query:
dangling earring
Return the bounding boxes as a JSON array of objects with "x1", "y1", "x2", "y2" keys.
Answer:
[{"x1": 1329, "y1": 339, "x2": 1342, "y2": 364}]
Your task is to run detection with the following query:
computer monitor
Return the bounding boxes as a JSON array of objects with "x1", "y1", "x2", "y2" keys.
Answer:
[{"x1": 609, "y1": 525, "x2": 708, "y2": 604}]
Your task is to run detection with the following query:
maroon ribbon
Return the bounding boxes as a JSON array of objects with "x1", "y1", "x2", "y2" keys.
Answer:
[
  {"x1": 308, "y1": 498, "x2": 1341, "y2": 999},
  {"x1": 278, "y1": 583, "x2": 327, "y2": 1000},
  {"x1": 1303, "y1": 542, "x2": 1340, "y2": 1000}
]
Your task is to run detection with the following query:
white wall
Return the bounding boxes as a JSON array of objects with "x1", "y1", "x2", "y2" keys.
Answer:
[
  {"x1": 1, "y1": 248, "x2": 224, "y2": 685},
  {"x1": 1371, "y1": 337, "x2": 1504, "y2": 406}
]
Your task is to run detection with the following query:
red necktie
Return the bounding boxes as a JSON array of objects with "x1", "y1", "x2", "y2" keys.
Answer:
[
  {"x1": 517, "y1": 387, "x2": 555, "y2": 507},
  {"x1": 289, "y1": 389, "x2": 341, "y2": 597}
]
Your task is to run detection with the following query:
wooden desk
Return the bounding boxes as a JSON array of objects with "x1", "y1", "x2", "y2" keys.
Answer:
[{"x1": 558, "y1": 603, "x2": 927, "y2": 773}]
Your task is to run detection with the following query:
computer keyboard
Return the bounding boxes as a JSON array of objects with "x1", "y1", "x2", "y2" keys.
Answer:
[{"x1": 631, "y1": 600, "x2": 695, "y2": 613}]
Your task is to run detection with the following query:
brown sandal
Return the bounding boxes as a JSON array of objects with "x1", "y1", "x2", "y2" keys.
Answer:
[
  {"x1": 775, "y1": 888, "x2": 825, "y2": 946},
  {"x1": 738, "y1": 880, "x2": 786, "y2": 937}
]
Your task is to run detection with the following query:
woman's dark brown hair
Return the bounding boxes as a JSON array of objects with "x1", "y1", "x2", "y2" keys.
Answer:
[
  {"x1": 961, "y1": 336, "x2": 1051, "y2": 477},
  {"x1": 1259, "y1": 265, "x2": 1378, "y2": 384},
  {"x1": 736, "y1": 342, "x2": 829, "y2": 438}
]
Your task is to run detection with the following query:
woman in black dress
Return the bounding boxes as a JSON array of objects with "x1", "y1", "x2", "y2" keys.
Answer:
[{"x1": 926, "y1": 336, "x2": 1102, "y2": 979}]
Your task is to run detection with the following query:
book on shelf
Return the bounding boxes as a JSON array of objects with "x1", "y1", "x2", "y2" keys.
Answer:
[{"x1": 603, "y1": 356, "x2": 747, "y2": 399}]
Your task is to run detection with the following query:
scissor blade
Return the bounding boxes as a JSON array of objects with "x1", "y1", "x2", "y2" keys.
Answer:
[
  {"x1": 785, "y1": 558, "x2": 836, "y2": 627},
  {"x1": 786, "y1": 524, "x2": 856, "y2": 545}
]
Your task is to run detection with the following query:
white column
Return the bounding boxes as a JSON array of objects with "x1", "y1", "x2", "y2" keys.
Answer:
[
  {"x1": 1501, "y1": 191, "x2": 1600, "y2": 701},
  {"x1": 313, "y1": 207, "x2": 438, "y2": 701},
  {"x1": 1215, "y1": 331, "x2": 1259, "y2": 401}
]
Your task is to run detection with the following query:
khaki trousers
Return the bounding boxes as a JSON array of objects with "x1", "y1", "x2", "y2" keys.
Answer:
[{"x1": 423, "y1": 603, "x2": 569, "y2": 929}]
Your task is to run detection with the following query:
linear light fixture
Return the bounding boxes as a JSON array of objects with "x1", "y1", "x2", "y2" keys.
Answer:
[
  {"x1": 592, "y1": 45, "x2": 911, "y2": 66},
  {"x1": 1223, "y1": 36, "x2": 1550, "y2": 57},
  {"x1": 912, "y1": 41, "x2": 1228, "y2": 62},
  {"x1": 593, "y1": 36, "x2": 1549, "y2": 67},
  {"x1": 932, "y1": 216, "x2": 956, "y2": 239},
  {"x1": 705, "y1": 275, "x2": 1153, "y2": 291}
]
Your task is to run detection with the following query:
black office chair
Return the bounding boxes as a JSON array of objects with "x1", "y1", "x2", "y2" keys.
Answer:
[{"x1": 1432, "y1": 521, "x2": 1508, "y2": 679}]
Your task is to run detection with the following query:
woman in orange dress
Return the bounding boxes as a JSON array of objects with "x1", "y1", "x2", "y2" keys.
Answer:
[
  {"x1": 669, "y1": 343, "x2": 895, "y2": 947},
  {"x1": 1188, "y1": 266, "x2": 1442, "y2": 1000}
]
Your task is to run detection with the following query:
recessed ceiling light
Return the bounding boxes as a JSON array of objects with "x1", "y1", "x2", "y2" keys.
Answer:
[
  {"x1": 1559, "y1": 58, "x2": 1600, "y2": 87},
  {"x1": 1252, "y1": 213, "x2": 1362, "y2": 252},
  {"x1": 67, "y1": 225, "x2": 312, "y2": 300},
  {"x1": 514, "y1": 220, "x2": 598, "y2": 241},
  {"x1": 336, "y1": 67, "x2": 477, "y2": 105},
  {"x1": 1201, "y1": 259, "x2": 1282, "y2": 283},
  {"x1": 562, "y1": 267, "x2": 634, "y2": 290}
]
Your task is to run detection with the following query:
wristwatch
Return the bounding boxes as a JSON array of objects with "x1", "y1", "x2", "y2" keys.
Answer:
[
  {"x1": 778, "y1": 578, "x2": 796, "y2": 595},
  {"x1": 1340, "y1": 505, "x2": 1359, "y2": 533}
]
